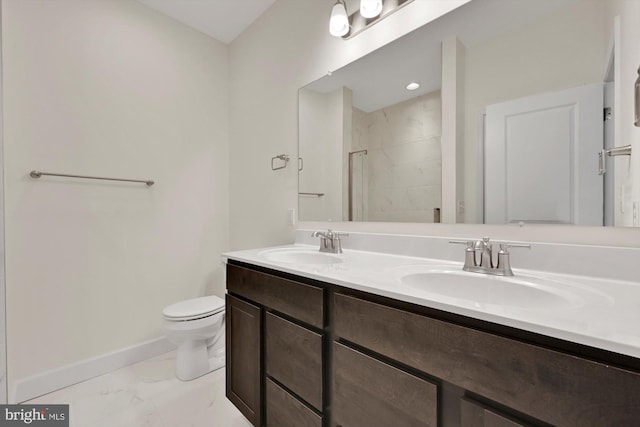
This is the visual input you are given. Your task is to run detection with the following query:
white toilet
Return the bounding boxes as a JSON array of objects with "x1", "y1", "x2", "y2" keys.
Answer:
[{"x1": 162, "y1": 295, "x2": 226, "y2": 381}]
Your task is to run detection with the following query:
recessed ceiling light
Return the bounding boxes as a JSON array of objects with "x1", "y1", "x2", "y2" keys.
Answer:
[{"x1": 406, "y1": 82, "x2": 420, "y2": 91}]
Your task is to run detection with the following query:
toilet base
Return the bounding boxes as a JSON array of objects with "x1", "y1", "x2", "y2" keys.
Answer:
[
  {"x1": 208, "y1": 352, "x2": 225, "y2": 376},
  {"x1": 176, "y1": 342, "x2": 225, "y2": 381}
]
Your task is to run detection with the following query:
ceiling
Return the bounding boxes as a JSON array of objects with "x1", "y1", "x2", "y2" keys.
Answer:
[{"x1": 137, "y1": 0, "x2": 276, "y2": 44}]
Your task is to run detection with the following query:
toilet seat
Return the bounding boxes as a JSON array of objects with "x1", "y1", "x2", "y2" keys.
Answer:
[{"x1": 163, "y1": 296, "x2": 225, "y2": 321}]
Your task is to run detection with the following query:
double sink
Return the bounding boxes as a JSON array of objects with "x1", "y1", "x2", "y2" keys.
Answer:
[
  {"x1": 224, "y1": 240, "x2": 640, "y2": 359},
  {"x1": 258, "y1": 246, "x2": 607, "y2": 311}
]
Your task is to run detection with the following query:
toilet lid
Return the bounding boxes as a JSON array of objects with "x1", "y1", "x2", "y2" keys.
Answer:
[{"x1": 163, "y1": 296, "x2": 225, "y2": 320}]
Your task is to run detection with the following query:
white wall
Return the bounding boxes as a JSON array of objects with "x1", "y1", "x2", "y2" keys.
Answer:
[
  {"x1": 2, "y1": 0, "x2": 229, "y2": 393},
  {"x1": 228, "y1": 0, "x2": 471, "y2": 250}
]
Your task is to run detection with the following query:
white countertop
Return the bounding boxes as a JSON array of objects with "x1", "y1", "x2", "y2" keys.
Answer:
[{"x1": 223, "y1": 243, "x2": 640, "y2": 360}]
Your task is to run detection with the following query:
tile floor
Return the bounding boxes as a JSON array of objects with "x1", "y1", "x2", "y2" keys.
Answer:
[{"x1": 26, "y1": 351, "x2": 252, "y2": 427}]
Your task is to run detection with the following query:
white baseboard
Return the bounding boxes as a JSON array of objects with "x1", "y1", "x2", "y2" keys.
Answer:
[{"x1": 11, "y1": 337, "x2": 175, "y2": 403}]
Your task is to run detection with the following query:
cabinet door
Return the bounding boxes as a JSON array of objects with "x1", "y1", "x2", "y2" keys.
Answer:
[
  {"x1": 461, "y1": 398, "x2": 531, "y2": 427},
  {"x1": 226, "y1": 294, "x2": 262, "y2": 426},
  {"x1": 333, "y1": 342, "x2": 438, "y2": 427}
]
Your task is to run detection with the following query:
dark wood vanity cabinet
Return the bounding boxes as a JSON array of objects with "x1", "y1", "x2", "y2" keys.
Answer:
[
  {"x1": 226, "y1": 261, "x2": 640, "y2": 427},
  {"x1": 226, "y1": 263, "x2": 325, "y2": 426}
]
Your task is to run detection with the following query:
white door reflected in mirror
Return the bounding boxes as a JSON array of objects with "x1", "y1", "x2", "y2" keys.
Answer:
[{"x1": 483, "y1": 84, "x2": 604, "y2": 226}]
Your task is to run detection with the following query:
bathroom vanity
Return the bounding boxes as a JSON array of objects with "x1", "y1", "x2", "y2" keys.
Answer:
[{"x1": 224, "y1": 239, "x2": 640, "y2": 427}]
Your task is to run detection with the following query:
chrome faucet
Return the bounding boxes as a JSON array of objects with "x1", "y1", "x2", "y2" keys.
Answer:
[
  {"x1": 312, "y1": 229, "x2": 348, "y2": 254},
  {"x1": 450, "y1": 237, "x2": 530, "y2": 276}
]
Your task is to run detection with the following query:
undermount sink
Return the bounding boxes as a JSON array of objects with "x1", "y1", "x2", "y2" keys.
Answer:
[
  {"x1": 397, "y1": 266, "x2": 603, "y2": 309},
  {"x1": 259, "y1": 248, "x2": 343, "y2": 265}
]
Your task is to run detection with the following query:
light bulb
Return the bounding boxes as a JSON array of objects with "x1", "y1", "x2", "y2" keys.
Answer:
[
  {"x1": 330, "y1": 0, "x2": 349, "y2": 37},
  {"x1": 360, "y1": 0, "x2": 383, "y2": 19},
  {"x1": 406, "y1": 82, "x2": 420, "y2": 91}
]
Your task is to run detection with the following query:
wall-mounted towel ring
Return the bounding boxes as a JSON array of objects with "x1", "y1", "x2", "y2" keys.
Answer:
[{"x1": 271, "y1": 154, "x2": 290, "y2": 171}]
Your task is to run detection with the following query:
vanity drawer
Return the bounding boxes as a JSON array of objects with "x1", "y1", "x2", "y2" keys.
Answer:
[
  {"x1": 333, "y1": 342, "x2": 438, "y2": 427},
  {"x1": 266, "y1": 378, "x2": 322, "y2": 427},
  {"x1": 266, "y1": 312, "x2": 323, "y2": 410},
  {"x1": 227, "y1": 264, "x2": 324, "y2": 328},
  {"x1": 461, "y1": 398, "x2": 532, "y2": 427},
  {"x1": 334, "y1": 293, "x2": 640, "y2": 426}
]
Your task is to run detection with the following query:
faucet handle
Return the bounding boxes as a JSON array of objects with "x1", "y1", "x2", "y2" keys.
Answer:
[
  {"x1": 312, "y1": 229, "x2": 340, "y2": 238},
  {"x1": 333, "y1": 232, "x2": 347, "y2": 253},
  {"x1": 450, "y1": 240, "x2": 476, "y2": 268},
  {"x1": 313, "y1": 228, "x2": 347, "y2": 236},
  {"x1": 496, "y1": 242, "x2": 530, "y2": 276},
  {"x1": 449, "y1": 239, "x2": 474, "y2": 246},
  {"x1": 498, "y1": 242, "x2": 531, "y2": 253}
]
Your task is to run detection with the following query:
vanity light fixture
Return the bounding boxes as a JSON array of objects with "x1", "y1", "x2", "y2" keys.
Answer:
[
  {"x1": 406, "y1": 82, "x2": 420, "y2": 91},
  {"x1": 360, "y1": 0, "x2": 383, "y2": 19},
  {"x1": 329, "y1": 0, "x2": 349, "y2": 37},
  {"x1": 330, "y1": 0, "x2": 414, "y2": 39}
]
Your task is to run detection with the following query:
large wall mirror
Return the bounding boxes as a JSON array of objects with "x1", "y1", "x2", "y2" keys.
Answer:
[{"x1": 298, "y1": 0, "x2": 639, "y2": 227}]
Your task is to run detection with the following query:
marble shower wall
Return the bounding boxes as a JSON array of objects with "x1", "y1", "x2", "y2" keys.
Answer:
[{"x1": 353, "y1": 91, "x2": 442, "y2": 223}]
